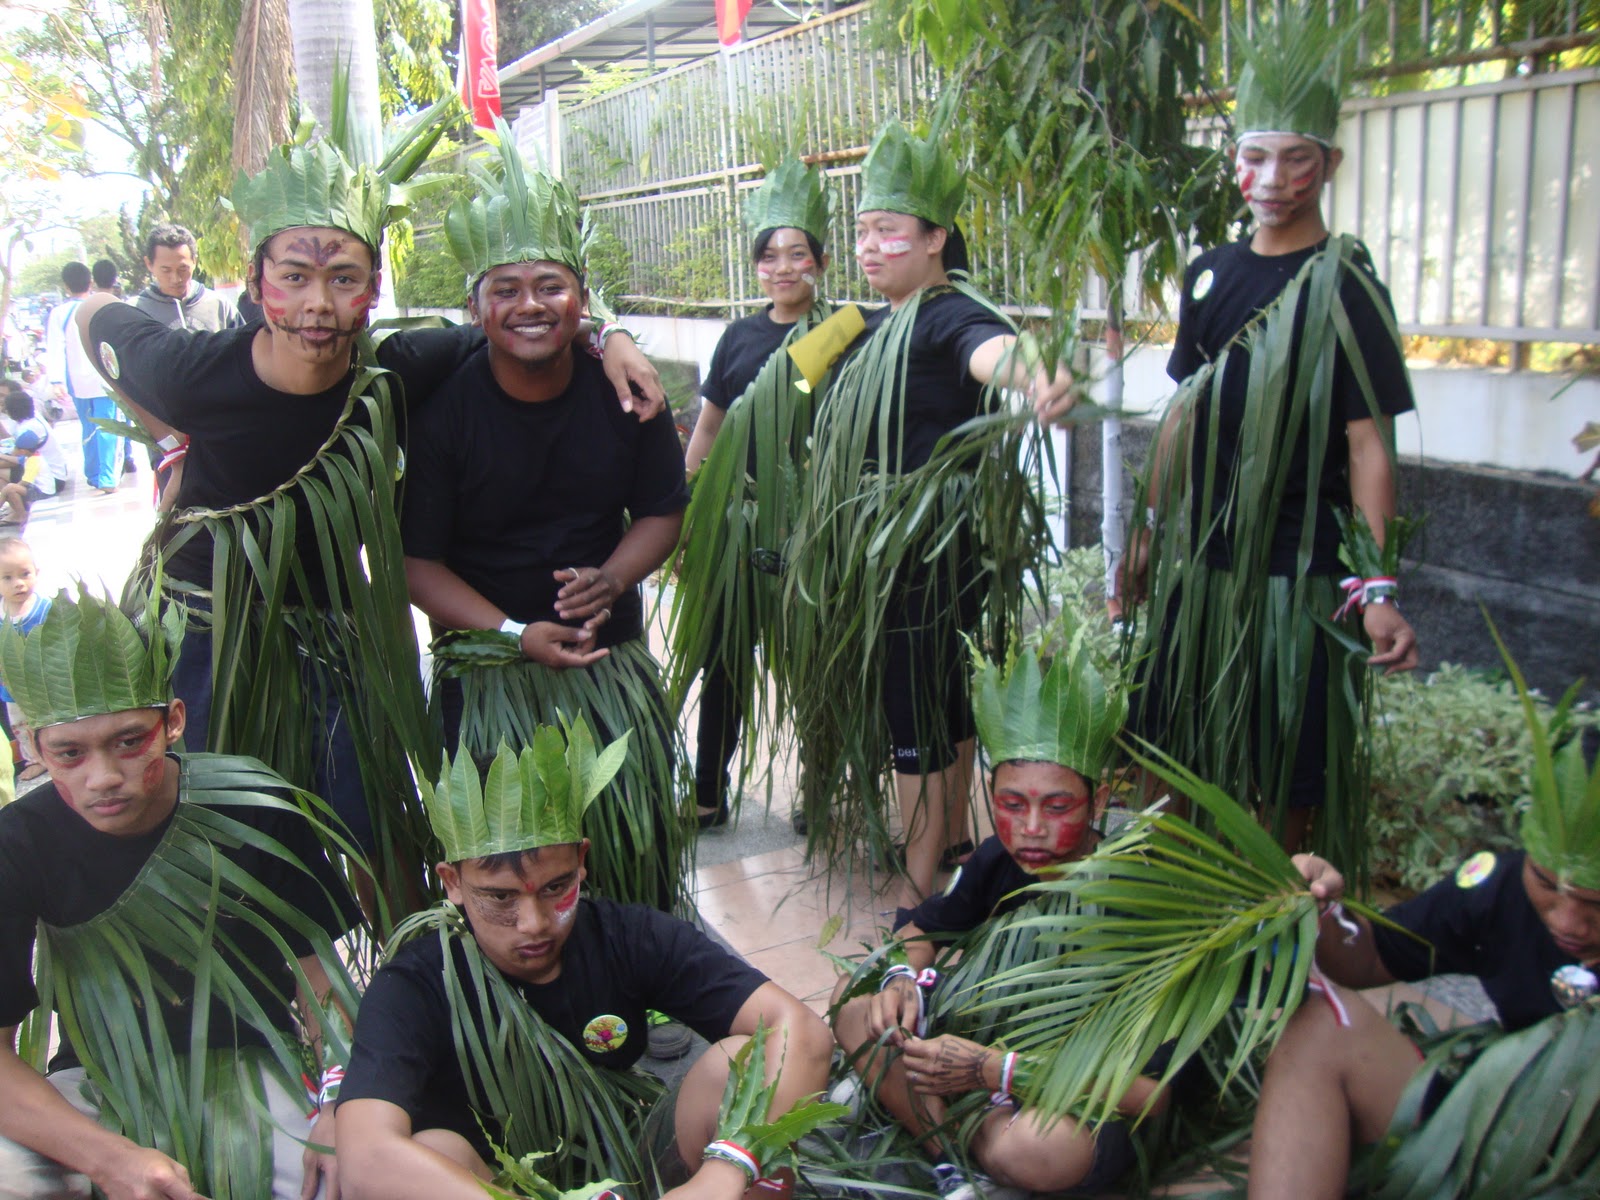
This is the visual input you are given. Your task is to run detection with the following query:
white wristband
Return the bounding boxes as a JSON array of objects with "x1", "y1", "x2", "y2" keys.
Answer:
[
  {"x1": 157, "y1": 434, "x2": 183, "y2": 452},
  {"x1": 499, "y1": 618, "x2": 526, "y2": 640}
]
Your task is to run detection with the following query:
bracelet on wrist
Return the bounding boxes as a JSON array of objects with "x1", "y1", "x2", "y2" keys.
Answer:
[
  {"x1": 156, "y1": 434, "x2": 183, "y2": 452},
  {"x1": 316, "y1": 1064, "x2": 345, "y2": 1107},
  {"x1": 499, "y1": 617, "x2": 527, "y2": 643},
  {"x1": 702, "y1": 1139, "x2": 760, "y2": 1184}
]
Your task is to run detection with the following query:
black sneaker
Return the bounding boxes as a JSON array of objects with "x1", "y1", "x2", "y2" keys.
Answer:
[{"x1": 646, "y1": 1010, "x2": 692, "y2": 1060}]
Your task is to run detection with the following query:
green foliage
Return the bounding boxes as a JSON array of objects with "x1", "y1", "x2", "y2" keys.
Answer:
[
  {"x1": 497, "y1": 0, "x2": 616, "y2": 58},
  {"x1": 658, "y1": 218, "x2": 728, "y2": 302},
  {"x1": 1368, "y1": 664, "x2": 1599, "y2": 895},
  {"x1": 890, "y1": 0, "x2": 1238, "y2": 351}
]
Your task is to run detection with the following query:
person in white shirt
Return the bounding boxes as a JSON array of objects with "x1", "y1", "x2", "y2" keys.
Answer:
[{"x1": 43, "y1": 262, "x2": 118, "y2": 494}]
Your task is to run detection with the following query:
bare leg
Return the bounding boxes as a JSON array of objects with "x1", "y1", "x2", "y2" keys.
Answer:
[
  {"x1": 971, "y1": 1103, "x2": 1098, "y2": 1193},
  {"x1": 1248, "y1": 983, "x2": 1422, "y2": 1200},
  {"x1": 412, "y1": 1129, "x2": 493, "y2": 1180},
  {"x1": 895, "y1": 736, "x2": 975, "y2": 910},
  {"x1": 832, "y1": 989, "x2": 950, "y2": 1159}
]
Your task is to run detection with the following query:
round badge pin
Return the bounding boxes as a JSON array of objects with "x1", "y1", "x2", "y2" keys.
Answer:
[
  {"x1": 582, "y1": 1013, "x2": 628, "y2": 1054},
  {"x1": 1552, "y1": 963, "x2": 1599, "y2": 1010},
  {"x1": 98, "y1": 342, "x2": 121, "y2": 381},
  {"x1": 1192, "y1": 268, "x2": 1214, "y2": 301},
  {"x1": 1454, "y1": 850, "x2": 1497, "y2": 889}
]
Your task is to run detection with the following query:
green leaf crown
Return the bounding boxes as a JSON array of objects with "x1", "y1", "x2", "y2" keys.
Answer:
[
  {"x1": 0, "y1": 584, "x2": 183, "y2": 730},
  {"x1": 744, "y1": 157, "x2": 831, "y2": 248},
  {"x1": 1232, "y1": 3, "x2": 1363, "y2": 145},
  {"x1": 1493, "y1": 623, "x2": 1600, "y2": 890},
  {"x1": 421, "y1": 714, "x2": 630, "y2": 862},
  {"x1": 445, "y1": 118, "x2": 589, "y2": 289},
  {"x1": 971, "y1": 632, "x2": 1126, "y2": 782},
  {"x1": 857, "y1": 106, "x2": 966, "y2": 230},
  {"x1": 228, "y1": 88, "x2": 457, "y2": 254}
]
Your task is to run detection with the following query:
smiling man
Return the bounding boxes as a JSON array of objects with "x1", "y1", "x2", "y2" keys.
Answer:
[
  {"x1": 71, "y1": 114, "x2": 665, "y2": 920},
  {"x1": 401, "y1": 133, "x2": 690, "y2": 913},
  {"x1": 335, "y1": 721, "x2": 832, "y2": 1200},
  {"x1": 0, "y1": 588, "x2": 360, "y2": 1200}
]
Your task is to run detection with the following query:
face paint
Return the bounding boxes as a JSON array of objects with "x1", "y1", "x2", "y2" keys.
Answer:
[
  {"x1": 1287, "y1": 165, "x2": 1320, "y2": 200},
  {"x1": 1235, "y1": 165, "x2": 1257, "y2": 201},
  {"x1": 854, "y1": 238, "x2": 872, "y2": 257},
  {"x1": 800, "y1": 272, "x2": 816, "y2": 286},
  {"x1": 258, "y1": 279, "x2": 289, "y2": 325},
  {"x1": 472, "y1": 891, "x2": 522, "y2": 927},
  {"x1": 756, "y1": 265, "x2": 774, "y2": 279},
  {"x1": 553, "y1": 880, "x2": 580, "y2": 916},
  {"x1": 880, "y1": 238, "x2": 913, "y2": 258},
  {"x1": 282, "y1": 234, "x2": 347, "y2": 267},
  {"x1": 117, "y1": 721, "x2": 165, "y2": 760}
]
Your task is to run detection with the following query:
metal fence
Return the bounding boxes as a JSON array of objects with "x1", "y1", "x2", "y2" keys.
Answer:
[{"x1": 549, "y1": 2, "x2": 1600, "y2": 342}]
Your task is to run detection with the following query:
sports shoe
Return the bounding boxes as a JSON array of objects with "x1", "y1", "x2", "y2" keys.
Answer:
[
  {"x1": 932, "y1": 1163, "x2": 1029, "y2": 1200},
  {"x1": 645, "y1": 1009, "x2": 693, "y2": 1060}
]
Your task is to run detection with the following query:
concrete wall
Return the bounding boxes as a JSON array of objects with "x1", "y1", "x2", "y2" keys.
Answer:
[{"x1": 1066, "y1": 419, "x2": 1600, "y2": 703}]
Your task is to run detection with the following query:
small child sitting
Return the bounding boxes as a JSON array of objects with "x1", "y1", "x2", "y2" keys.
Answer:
[
  {"x1": 832, "y1": 641, "x2": 1165, "y2": 1200},
  {"x1": 0, "y1": 538, "x2": 50, "y2": 779}
]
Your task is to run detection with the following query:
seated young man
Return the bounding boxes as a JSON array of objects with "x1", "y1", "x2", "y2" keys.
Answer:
[
  {"x1": 1248, "y1": 697, "x2": 1600, "y2": 1200},
  {"x1": 833, "y1": 644, "x2": 1165, "y2": 1200},
  {"x1": 335, "y1": 722, "x2": 834, "y2": 1200},
  {"x1": 0, "y1": 588, "x2": 360, "y2": 1200}
]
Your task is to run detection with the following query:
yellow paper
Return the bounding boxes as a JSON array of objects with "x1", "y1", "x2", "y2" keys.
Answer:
[{"x1": 786, "y1": 304, "x2": 867, "y2": 391}]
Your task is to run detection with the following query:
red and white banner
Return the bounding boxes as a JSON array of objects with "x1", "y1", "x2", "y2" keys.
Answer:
[
  {"x1": 459, "y1": 0, "x2": 502, "y2": 128},
  {"x1": 715, "y1": 0, "x2": 754, "y2": 46}
]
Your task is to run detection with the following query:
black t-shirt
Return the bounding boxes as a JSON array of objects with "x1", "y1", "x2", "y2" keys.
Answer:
[
  {"x1": 401, "y1": 348, "x2": 688, "y2": 647},
  {"x1": 701, "y1": 308, "x2": 795, "y2": 412},
  {"x1": 847, "y1": 289, "x2": 1010, "y2": 473},
  {"x1": 0, "y1": 759, "x2": 359, "y2": 1068},
  {"x1": 894, "y1": 836, "x2": 1041, "y2": 936},
  {"x1": 339, "y1": 899, "x2": 766, "y2": 1156},
  {"x1": 1371, "y1": 850, "x2": 1570, "y2": 1033},
  {"x1": 86, "y1": 304, "x2": 483, "y2": 600},
  {"x1": 1167, "y1": 238, "x2": 1414, "y2": 574}
]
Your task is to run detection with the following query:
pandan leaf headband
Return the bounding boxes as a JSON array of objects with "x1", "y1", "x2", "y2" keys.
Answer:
[
  {"x1": 445, "y1": 117, "x2": 589, "y2": 287},
  {"x1": 0, "y1": 583, "x2": 183, "y2": 730},
  {"x1": 857, "y1": 93, "x2": 966, "y2": 230},
  {"x1": 744, "y1": 157, "x2": 831, "y2": 247},
  {"x1": 422, "y1": 714, "x2": 630, "y2": 862},
  {"x1": 1490, "y1": 620, "x2": 1600, "y2": 891},
  {"x1": 1232, "y1": 3, "x2": 1366, "y2": 145},
  {"x1": 228, "y1": 82, "x2": 458, "y2": 253},
  {"x1": 971, "y1": 630, "x2": 1127, "y2": 782}
]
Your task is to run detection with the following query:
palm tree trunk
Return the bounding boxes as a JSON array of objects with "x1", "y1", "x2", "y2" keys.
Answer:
[{"x1": 286, "y1": 0, "x2": 382, "y2": 164}]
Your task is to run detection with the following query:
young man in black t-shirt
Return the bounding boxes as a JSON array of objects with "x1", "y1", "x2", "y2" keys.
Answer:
[
  {"x1": 1129, "y1": 12, "x2": 1419, "y2": 858},
  {"x1": 335, "y1": 726, "x2": 833, "y2": 1200},
  {"x1": 832, "y1": 646, "x2": 1164, "y2": 1200},
  {"x1": 0, "y1": 589, "x2": 359, "y2": 1200},
  {"x1": 1248, "y1": 844, "x2": 1600, "y2": 1198},
  {"x1": 401, "y1": 136, "x2": 689, "y2": 913}
]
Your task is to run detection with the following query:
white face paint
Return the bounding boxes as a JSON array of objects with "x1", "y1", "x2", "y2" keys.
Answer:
[
  {"x1": 756, "y1": 265, "x2": 774, "y2": 279},
  {"x1": 800, "y1": 272, "x2": 816, "y2": 286},
  {"x1": 880, "y1": 238, "x2": 913, "y2": 258},
  {"x1": 854, "y1": 238, "x2": 872, "y2": 257}
]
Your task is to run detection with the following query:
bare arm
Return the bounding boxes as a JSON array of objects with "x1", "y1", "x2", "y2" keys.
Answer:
[
  {"x1": 898, "y1": 1034, "x2": 1169, "y2": 1116},
  {"x1": 1347, "y1": 416, "x2": 1419, "y2": 674},
  {"x1": 72, "y1": 292, "x2": 184, "y2": 443},
  {"x1": 598, "y1": 332, "x2": 666, "y2": 421},
  {"x1": 967, "y1": 334, "x2": 1076, "y2": 418},
  {"x1": 684, "y1": 403, "x2": 727, "y2": 474},
  {"x1": 0, "y1": 1029, "x2": 201, "y2": 1200},
  {"x1": 335, "y1": 1098, "x2": 489, "y2": 1200},
  {"x1": 552, "y1": 512, "x2": 684, "y2": 622},
  {"x1": 404, "y1": 557, "x2": 607, "y2": 671},
  {"x1": 1293, "y1": 854, "x2": 1397, "y2": 989},
  {"x1": 296, "y1": 955, "x2": 346, "y2": 1200}
]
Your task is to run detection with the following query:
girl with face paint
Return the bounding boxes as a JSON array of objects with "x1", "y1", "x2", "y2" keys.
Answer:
[{"x1": 680, "y1": 180, "x2": 835, "y2": 830}]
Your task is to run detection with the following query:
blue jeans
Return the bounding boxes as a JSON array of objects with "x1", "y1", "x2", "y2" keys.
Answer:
[
  {"x1": 172, "y1": 623, "x2": 375, "y2": 852},
  {"x1": 76, "y1": 395, "x2": 119, "y2": 489}
]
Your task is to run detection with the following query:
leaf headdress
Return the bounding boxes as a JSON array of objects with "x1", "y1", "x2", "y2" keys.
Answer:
[
  {"x1": 971, "y1": 628, "x2": 1126, "y2": 780},
  {"x1": 421, "y1": 714, "x2": 629, "y2": 862},
  {"x1": 745, "y1": 157, "x2": 831, "y2": 248},
  {"x1": 1232, "y1": 2, "x2": 1365, "y2": 145},
  {"x1": 0, "y1": 583, "x2": 183, "y2": 729},
  {"x1": 857, "y1": 97, "x2": 966, "y2": 229}
]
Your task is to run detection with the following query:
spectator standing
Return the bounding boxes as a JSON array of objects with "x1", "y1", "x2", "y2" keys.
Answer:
[{"x1": 43, "y1": 263, "x2": 118, "y2": 494}]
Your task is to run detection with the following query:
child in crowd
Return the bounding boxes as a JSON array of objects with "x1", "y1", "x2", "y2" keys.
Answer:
[
  {"x1": 0, "y1": 392, "x2": 69, "y2": 527},
  {"x1": 0, "y1": 538, "x2": 49, "y2": 780}
]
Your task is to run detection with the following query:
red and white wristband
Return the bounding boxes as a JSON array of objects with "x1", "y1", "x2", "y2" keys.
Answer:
[
  {"x1": 703, "y1": 1139, "x2": 762, "y2": 1184},
  {"x1": 1334, "y1": 575, "x2": 1398, "y2": 620}
]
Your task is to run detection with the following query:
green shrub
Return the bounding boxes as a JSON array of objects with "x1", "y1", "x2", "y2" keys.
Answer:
[{"x1": 1368, "y1": 664, "x2": 1597, "y2": 896}]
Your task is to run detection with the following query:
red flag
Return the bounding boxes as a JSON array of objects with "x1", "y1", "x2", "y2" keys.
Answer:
[
  {"x1": 459, "y1": 0, "x2": 502, "y2": 128},
  {"x1": 715, "y1": 0, "x2": 754, "y2": 46}
]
